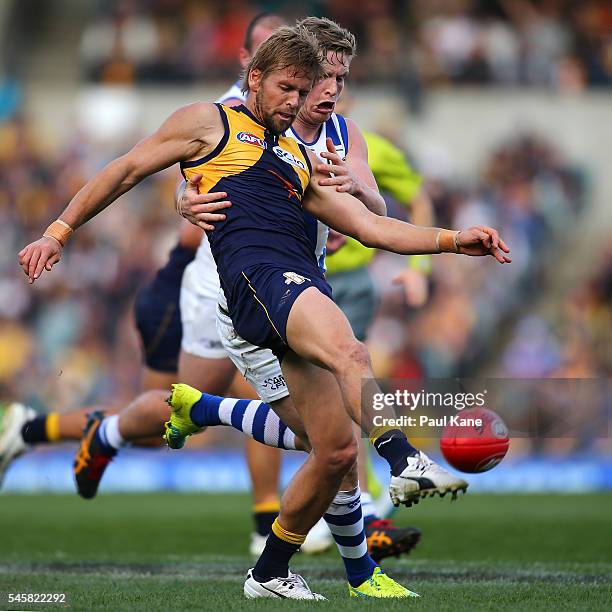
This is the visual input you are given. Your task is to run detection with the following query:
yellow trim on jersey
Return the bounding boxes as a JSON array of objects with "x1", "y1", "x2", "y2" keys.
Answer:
[
  {"x1": 242, "y1": 271, "x2": 285, "y2": 343},
  {"x1": 181, "y1": 104, "x2": 311, "y2": 197}
]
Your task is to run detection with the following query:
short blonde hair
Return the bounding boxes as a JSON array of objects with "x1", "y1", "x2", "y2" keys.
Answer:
[
  {"x1": 297, "y1": 16, "x2": 357, "y2": 60},
  {"x1": 242, "y1": 25, "x2": 325, "y2": 93}
]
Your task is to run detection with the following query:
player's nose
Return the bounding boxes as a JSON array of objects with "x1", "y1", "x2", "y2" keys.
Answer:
[
  {"x1": 285, "y1": 91, "x2": 300, "y2": 109},
  {"x1": 323, "y1": 77, "x2": 338, "y2": 97}
]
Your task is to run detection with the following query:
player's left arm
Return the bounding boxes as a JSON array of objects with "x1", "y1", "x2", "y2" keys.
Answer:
[
  {"x1": 315, "y1": 119, "x2": 386, "y2": 216},
  {"x1": 303, "y1": 159, "x2": 511, "y2": 262}
]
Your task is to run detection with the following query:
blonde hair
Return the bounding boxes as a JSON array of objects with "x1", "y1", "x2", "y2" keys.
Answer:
[
  {"x1": 296, "y1": 16, "x2": 357, "y2": 60},
  {"x1": 241, "y1": 25, "x2": 325, "y2": 93}
]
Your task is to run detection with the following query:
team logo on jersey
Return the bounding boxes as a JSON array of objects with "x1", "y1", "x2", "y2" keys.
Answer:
[
  {"x1": 237, "y1": 132, "x2": 267, "y2": 149},
  {"x1": 273, "y1": 146, "x2": 306, "y2": 171},
  {"x1": 283, "y1": 272, "x2": 310, "y2": 285}
]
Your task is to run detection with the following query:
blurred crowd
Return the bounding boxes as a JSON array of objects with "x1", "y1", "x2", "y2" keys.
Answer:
[
  {"x1": 369, "y1": 134, "x2": 588, "y2": 376},
  {"x1": 0, "y1": 115, "x2": 178, "y2": 412},
  {"x1": 81, "y1": 0, "x2": 612, "y2": 90}
]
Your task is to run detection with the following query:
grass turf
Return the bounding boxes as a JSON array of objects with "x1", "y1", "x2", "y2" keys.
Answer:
[{"x1": 0, "y1": 493, "x2": 611, "y2": 610}]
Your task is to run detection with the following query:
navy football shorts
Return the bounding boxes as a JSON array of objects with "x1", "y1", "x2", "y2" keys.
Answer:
[
  {"x1": 228, "y1": 263, "x2": 333, "y2": 360},
  {"x1": 134, "y1": 279, "x2": 182, "y2": 372}
]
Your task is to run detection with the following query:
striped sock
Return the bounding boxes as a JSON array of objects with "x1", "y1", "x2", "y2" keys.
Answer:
[
  {"x1": 97, "y1": 415, "x2": 125, "y2": 450},
  {"x1": 189, "y1": 393, "x2": 297, "y2": 450},
  {"x1": 324, "y1": 487, "x2": 378, "y2": 587}
]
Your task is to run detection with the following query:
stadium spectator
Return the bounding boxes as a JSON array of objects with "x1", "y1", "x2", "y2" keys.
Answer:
[{"x1": 78, "y1": 0, "x2": 612, "y2": 89}]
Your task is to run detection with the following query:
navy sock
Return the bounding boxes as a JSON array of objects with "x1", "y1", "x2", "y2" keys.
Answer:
[
  {"x1": 372, "y1": 429, "x2": 419, "y2": 476},
  {"x1": 254, "y1": 511, "x2": 279, "y2": 537},
  {"x1": 252, "y1": 531, "x2": 300, "y2": 582},
  {"x1": 21, "y1": 416, "x2": 48, "y2": 444}
]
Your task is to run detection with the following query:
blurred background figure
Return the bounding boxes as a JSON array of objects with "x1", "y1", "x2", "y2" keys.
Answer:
[{"x1": 1, "y1": 0, "x2": 610, "y2": 494}]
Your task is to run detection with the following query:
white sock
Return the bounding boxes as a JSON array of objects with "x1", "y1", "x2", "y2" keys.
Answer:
[{"x1": 100, "y1": 415, "x2": 125, "y2": 450}]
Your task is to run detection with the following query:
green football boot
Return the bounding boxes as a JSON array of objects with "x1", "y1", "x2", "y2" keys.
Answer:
[
  {"x1": 163, "y1": 383, "x2": 205, "y2": 449},
  {"x1": 348, "y1": 567, "x2": 420, "y2": 599}
]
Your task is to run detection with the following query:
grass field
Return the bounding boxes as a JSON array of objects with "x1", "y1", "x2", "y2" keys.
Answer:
[{"x1": 1, "y1": 492, "x2": 611, "y2": 610}]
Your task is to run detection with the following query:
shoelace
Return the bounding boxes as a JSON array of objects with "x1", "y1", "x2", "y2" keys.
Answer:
[
  {"x1": 280, "y1": 574, "x2": 309, "y2": 593},
  {"x1": 409, "y1": 451, "x2": 439, "y2": 474},
  {"x1": 371, "y1": 573, "x2": 409, "y2": 595}
]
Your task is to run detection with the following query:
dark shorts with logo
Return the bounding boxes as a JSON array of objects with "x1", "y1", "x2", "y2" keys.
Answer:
[{"x1": 228, "y1": 263, "x2": 333, "y2": 359}]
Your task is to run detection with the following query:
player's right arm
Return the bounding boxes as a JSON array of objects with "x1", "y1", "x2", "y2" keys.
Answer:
[
  {"x1": 19, "y1": 103, "x2": 224, "y2": 283},
  {"x1": 303, "y1": 166, "x2": 511, "y2": 263}
]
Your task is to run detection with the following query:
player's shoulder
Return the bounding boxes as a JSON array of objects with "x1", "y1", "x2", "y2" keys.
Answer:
[
  {"x1": 218, "y1": 96, "x2": 244, "y2": 108},
  {"x1": 166, "y1": 102, "x2": 223, "y2": 131}
]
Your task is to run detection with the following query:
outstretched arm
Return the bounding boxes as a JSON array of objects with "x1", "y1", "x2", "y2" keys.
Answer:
[
  {"x1": 19, "y1": 103, "x2": 224, "y2": 283},
  {"x1": 303, "y1": 164, "x2": 511, "y2": 263}
]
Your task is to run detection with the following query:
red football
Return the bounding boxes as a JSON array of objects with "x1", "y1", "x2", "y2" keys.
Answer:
[{"x1": 440, "y1": 408, "x2": 509, "y2": 473}]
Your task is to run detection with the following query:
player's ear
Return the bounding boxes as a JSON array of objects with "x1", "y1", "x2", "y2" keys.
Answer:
[{"x1": 248, "y1": 68, "x2": 262, "y2": 93}]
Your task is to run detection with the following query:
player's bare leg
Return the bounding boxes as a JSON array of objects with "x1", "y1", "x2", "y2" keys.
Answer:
[
  {"x1": 274, "y1": 354, "x2": 358, "y2": 534},
  {"x1": 248, "y1": 353, "x2": 366, "y2": 591},
  {"x1": 247, "y1": 352, "x2": 417, "y2": 598},
  {"x1": 286, "y1": 287, "x2": 467, "y2": 506},
  {"x1": 178, "y1": 351, "x2": 236, "y2": 395},
  {"x1": 140, "y1": 367, "x2": 177, "y2": 394}
]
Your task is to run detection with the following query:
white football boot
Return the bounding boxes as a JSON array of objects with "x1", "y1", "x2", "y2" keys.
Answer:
[
  {"x1": 0, "y1": 402, "x2": 35, "y2": 488},
  {"x1": 389, "y1": 451, "x2": 468, "y2": 506},
  {"x1": 244, "y1": 569, "x2": 327, "y2": 600}
]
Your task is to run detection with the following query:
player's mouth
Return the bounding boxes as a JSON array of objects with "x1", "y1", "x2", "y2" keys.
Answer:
[
  {"x1": 278, "y1": 112, "x2": 296, "y2": 121},
  {"x1": 314, "y1": 101, "x2": 335, "y2": 114}
]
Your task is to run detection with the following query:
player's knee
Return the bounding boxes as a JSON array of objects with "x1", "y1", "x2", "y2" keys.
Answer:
[
  {"x1": 331, "y1": 340, "x2": 370, "y2": 376},
  {"x1": 318, "y1": 438, "x2": 359, "y2": 477},
  {"x1": 139, "y1": 390, "x2": 171, "y2": 419}
]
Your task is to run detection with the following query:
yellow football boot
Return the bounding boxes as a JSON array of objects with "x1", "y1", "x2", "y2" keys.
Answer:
[
  {"x1": 348, "y1": 567, "x2": 420, "y2": 599},
  {"x1": 163, "y1": 383, "x2": 204, "y2": 449}
]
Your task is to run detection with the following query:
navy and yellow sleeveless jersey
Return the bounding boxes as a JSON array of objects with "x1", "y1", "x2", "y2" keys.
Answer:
[{"x1": 180, "y1": 104, "x2": 315, "y2": 303}]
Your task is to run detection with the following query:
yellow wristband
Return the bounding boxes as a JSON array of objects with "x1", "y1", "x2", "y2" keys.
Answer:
[{"x1": 43, "y1": 220, "x2": 73, "y2": 246}]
